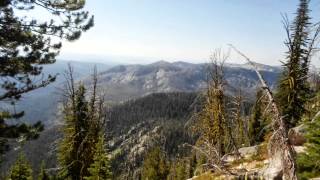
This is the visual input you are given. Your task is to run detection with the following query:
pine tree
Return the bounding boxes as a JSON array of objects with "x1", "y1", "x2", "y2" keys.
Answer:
[
  {"x1": 276, "y1": 0, "x2": 316, "y2": 128},
  {"x1": 175, "y1": 161, "x2": 187, "y2": 180},
  {"x1": 8, "y1": 153, "x2": 33, "y2": 180},
  {"x1": 0, "y1": 0, "x2": 93, "y2": 157},
  {"x1": 168, "y1": 158, "x2": 191, "y2": 180},
  {"x1": 38, "y1": 161, "x2": 50, "y2": 180},
  {"x1": 230, "y1": 90, "x2": 248, "y2": 148},
  {"x1": 249, "y1": 89, "x2": 270, "y2": 145},
  {"x1": 195, "y1": 51, "x2": 228, "y2": 168},
  {"x1": 85, "y1": 135, "x2": 112, "y2": 180},
  {"x1": 141, "y1": 146, "x2": 169, "y2": 180},
  {"x1": 58, "y1": 84, "x2": 90, "y2": 179},
  {"x1": 189, "y1": 154, "x2": 197, "y2": 178},
  {"x1": 58, "y1": 67, "x2": 108, "y2": 180},
  {"x1": 297, "y1": 115, "x2": 320, "y2": 179}
]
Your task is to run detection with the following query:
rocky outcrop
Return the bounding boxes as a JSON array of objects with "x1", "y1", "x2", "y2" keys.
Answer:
[
  {"x1": 219, "y1": 142, "x2": 308, "y2": 180},
  {"x1": 222, "y1": 145, "x2": 261, "y2": 163},
  {"x1": 238, "y1": 145, "x2": 259, "y2": 158},
  {"x1": 294, "y1": 146, "x2": 306, "y2": 154},
  {"x1": 261, "y1": 150, "x2": 283, "y2": 180}
]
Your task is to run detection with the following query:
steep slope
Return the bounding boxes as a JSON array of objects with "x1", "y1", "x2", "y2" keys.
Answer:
[
  {"x1": 0, "y1": 92, "x2": 201, "y2": 178},
  {"x1": 107, "y1": 92, "x2": 201, "y2": 179}
]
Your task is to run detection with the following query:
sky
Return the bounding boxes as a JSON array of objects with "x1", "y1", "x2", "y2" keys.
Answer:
[{"x1": 57, "y1": 0, "x2": 320, "y2": 66}]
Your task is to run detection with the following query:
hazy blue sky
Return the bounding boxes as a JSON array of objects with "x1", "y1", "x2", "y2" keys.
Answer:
[{"x1": 58, "y1": 0, "x2": 320, "y2": 66}]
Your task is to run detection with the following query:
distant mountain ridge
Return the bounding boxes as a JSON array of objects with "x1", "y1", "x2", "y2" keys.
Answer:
[
  {"x1": 94, "y1": 60, "x2": 281, "y2": 102},
  {"x1": 6, "y1": 60, "x2": 281, "y2": 125}
]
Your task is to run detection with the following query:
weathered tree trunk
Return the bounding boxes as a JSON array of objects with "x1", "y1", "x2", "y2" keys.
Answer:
[{"x1": 230, "y1": 45, "x2": 298, "y2": 180}]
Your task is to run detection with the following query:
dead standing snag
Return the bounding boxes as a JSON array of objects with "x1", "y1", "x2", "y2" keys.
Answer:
[{"x1": 229, "y1": 44, "x2": 297, "y2": 180}]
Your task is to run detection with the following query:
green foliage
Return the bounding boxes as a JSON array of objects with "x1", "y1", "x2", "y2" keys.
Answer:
[
  {"x1": 107, "y1": 92, "x2": 199, "y2": 178},
  {"x1": 58, "y1": 84, "x2": 95, "y2": 179},
  {"x1": 195, "y1": 59, "x2": 228, "y2": 167},
  {"x1": 0, "y1": 0, "x2": 93, "y2": 101},
  {"x1": 58, "y1": 69, "x2": 107, "y2": 180},
  {"x1": 198, "y1": 81, "x2": 226, "y2": 152},
  {"x1": 189, "y1": 154, "x2": 197, "y2": 177},
  {"x1": 231, "y1": 91, "x2": 249, "y2": 148},
  {"x1": 174, "y1": 161, "x2": 187, "y2": 180},
  {"x1": 108, "y1": 92, "x2": 199, "y2": 137},
  {"x1": 0, "y1": 117, "x2": 44, "y2": 159},
  {"x1": 0, "y1": 0, "x2": 93, "y2": 158},
  {"x1": 141, "y1": 146, "x2": 169, "y2": 180},
  {"x1": 249, "y1": 89, "x2": 270, "y2": 145},
  {"x1": 58, "y1": 84, "x2": 89, "y2": 179},
  {"x1": 85, "y1": 135, "x2": 112, "y2": 180},
  {"x1": 8, "y1": 153, "x2": 33, "y2": 180},
  {"x1": 37, "y1": 161, "x2": 50, "y2": 180},
  {"x1": 168, "y1": 156, "x2": 197, "y2": 180},
  {"x1": 297, "y1": 116, "x2": 320, "y2": 179},
  {"x1": 276, "y1": 0, "x2": 313, "y2": 128}
]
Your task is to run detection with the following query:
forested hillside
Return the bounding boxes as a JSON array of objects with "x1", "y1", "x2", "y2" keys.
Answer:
[
  {"x1": 107, "y1": 92, "x2": 200, "y2": 179},
  {"x1": 0, "y1": 92, "x2": 201, "y2": 178}
]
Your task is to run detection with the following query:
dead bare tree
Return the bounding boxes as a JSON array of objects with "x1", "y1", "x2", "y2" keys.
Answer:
[
  {"x1": 229, "y1": 44, "x2": 298, "y2": 180},
  {"x1": 191, "y1": 49, "x2": 232, "y2": 173}
]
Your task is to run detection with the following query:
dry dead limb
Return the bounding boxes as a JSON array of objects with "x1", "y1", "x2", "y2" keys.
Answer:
[
  {"x1": 183, "y1": 143, "x2": 234, "y2": 175},
  {"x1": 311, "y1": 111, "x2": 320, "y2": 122},
  {"x1": 229, "y1": 44, "x2": 298, "y2": 180}
]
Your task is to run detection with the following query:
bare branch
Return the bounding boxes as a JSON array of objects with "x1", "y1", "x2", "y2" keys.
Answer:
[
  {"x1": 229, "y1": 44, "x2": 297, "y2": 180},
  {"x1": 312, "y1": 111, "x2": 320, "y2": 122}
]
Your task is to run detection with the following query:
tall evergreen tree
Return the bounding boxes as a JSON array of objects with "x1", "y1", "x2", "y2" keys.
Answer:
[
  {"x1": 195, "y1": 51, "x2": 228, "y2": 168},
  {"x1": 172, "y1": 157, "x2": 197, "y2": 180},
  {"x1": 58, "y1": 66, "x2": 107, "y2": 180},
  {"x1": 38, "y1": 161, "x2": 50, "y2": 180},
  {"x1": 85, "y1": 135, "x2": 112, "y2": 180},
  {"x1": 8, "y1": 152, "x2": 33, "y2": 180},
  {"x1": 58, "y1": 83, "x2": 89, "y2": 179},
  {"x1": 0, "y1": 0, "x2": 93, "y2": 157},
  {"x1": 276, "y1": 0, "x2": 318, "y2": 128},
  {"x1": 249, "y1": 89, "x2": 270, "y2": 145},
  {"x1": 174, "y1": 160, "x2": 187, "y2": 180},
  {"x1": 230, "y1": 90, "x2": 248, "y2": 148},
  {"x1": 141, "y1": 146, "x2": 169, "y2": 180}
]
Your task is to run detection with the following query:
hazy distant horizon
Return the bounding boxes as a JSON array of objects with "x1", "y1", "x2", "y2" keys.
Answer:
[
  {"x1": 55, "y1": 0, "x2": 320, "y2": 67},
  {"x1": 57, "y1": 53, "x2": 320, "y2": 67}
]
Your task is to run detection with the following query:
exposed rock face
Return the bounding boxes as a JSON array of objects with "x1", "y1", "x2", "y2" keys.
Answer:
[
  {"x1": 261, "y1": 151, "x2": 283, "y2": 180},
  {"x1": 222, "y1": 154, "x2": 239, "y2": 163},
  {"x1": 293, "y1": 146, "x2": 306, "y2": 154},
  {"x1": 196, "y1": 142, "x2": 308, "y2": 180},
  {"x1": 222, "y1": 145, "x2": 260, "y2": 164},
  {"x1": 238, "y1": 145, "x2": 259, "y2": 159}
]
